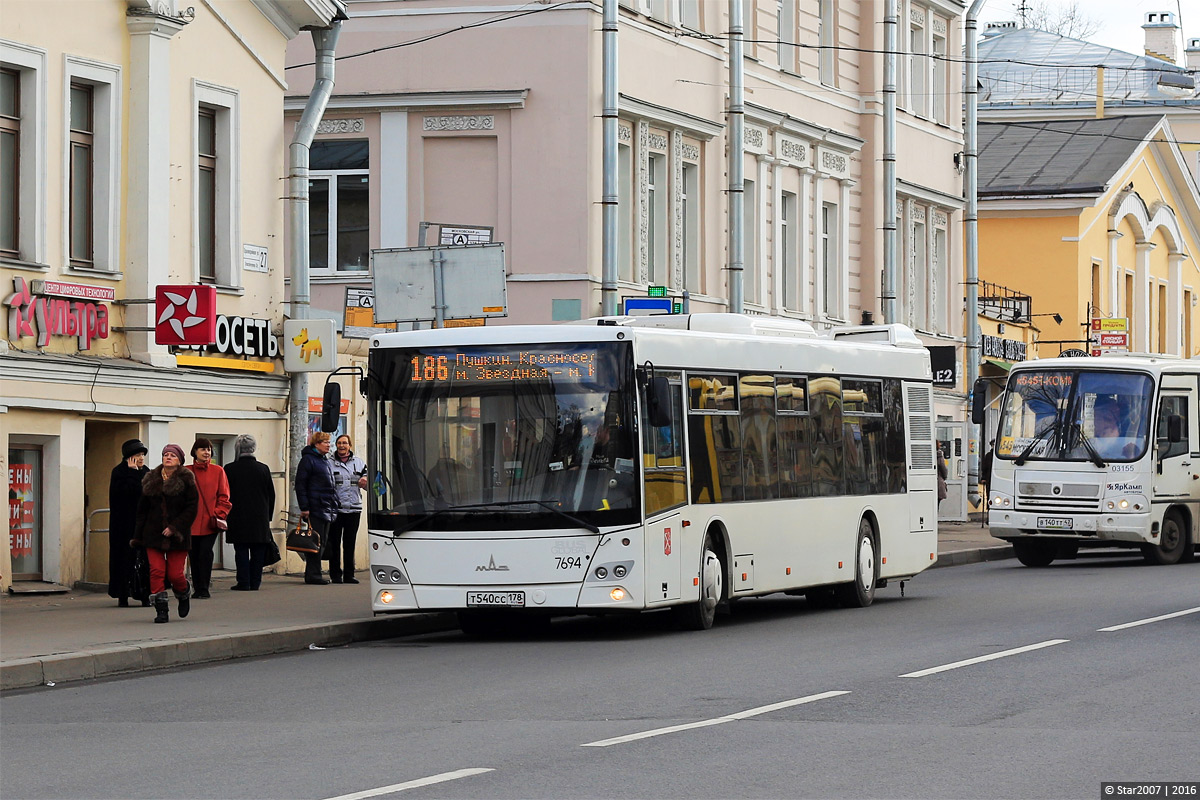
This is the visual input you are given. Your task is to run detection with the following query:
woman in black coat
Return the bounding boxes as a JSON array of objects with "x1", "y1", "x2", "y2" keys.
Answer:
[
  {"x1": 224, "y1": 434, "x2": 276, "y2": 591},
  {"x1": 108, "y1": 439, "x2": 149, "y2": 607},
  {"x1": 295, "y1": 431, "x2": 338, "y2": 585}
]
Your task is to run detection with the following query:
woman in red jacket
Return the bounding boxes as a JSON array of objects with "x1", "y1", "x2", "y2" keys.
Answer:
[{"x1": 187, "y1": 437, "x2": 231, "y2": 599}]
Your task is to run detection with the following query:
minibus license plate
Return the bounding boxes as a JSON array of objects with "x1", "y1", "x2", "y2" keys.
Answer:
[
  {"x1": 467, "y1": 591, "x2": 525, "y2": 607},
  {"x1": 1036, "y1": 517, "x2": 1073, "y2": 530}
]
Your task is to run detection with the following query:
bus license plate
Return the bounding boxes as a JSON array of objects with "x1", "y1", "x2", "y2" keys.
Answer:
[
  {"x1": 1036, "y1": 517, "x2": 1073, "y2": 530},
  {"x1": 466, "y1": 591, "x2": 525, "y2": 607}
]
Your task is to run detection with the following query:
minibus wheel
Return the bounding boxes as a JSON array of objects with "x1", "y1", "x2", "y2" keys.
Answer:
[
  {"x1": 1142, "y1": 510, "x2": 1188, "y2": 566},
  {"x1": 834, "y1": 517, "x2": 877, "y2": 608},
  {"x1": 1013, "y1": 539, "x2": 1055, "y2": 567},
  {"x1": 673, "y1": 532, "x2": 724, "y2": 631}
]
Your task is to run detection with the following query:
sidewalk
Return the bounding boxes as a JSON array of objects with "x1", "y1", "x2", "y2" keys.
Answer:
[{"x1": 1, "y1": 523, "x2": 1011, "y2": 691}]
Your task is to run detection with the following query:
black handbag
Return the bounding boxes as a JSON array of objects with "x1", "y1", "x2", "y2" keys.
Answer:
[
  {"x1": 285, "y1": 520, "x2": 321, "y2": 554},
  {"x1": 128, "y1": 548, "x2": 150, "y2": 603},
  {"x1": 264, "y1": 537, "x2": 282, "y2": 566}
]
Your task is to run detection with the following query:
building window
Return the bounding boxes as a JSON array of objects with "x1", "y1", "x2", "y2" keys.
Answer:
[
  {"x1": 780, "y1": 190, "x2": 799, "y2": 310},
  {"x1": 932, "y1": 31, "x2": 947, "y2": 124},
  {"x1": 1090, "y1": 261, "x2": 1102, "y2": 318},
  {"x1": 821, "y1": 200, "x2": 838, "y2": 316},
  {"x1": 912, "y1": 217, "x2": 928, "y2": 329},
  {"x1": 1125, "y1": 271, "x2": 1135, "y2": 345},
  {"x1": 648, "y1": 152, "x2": 667, "y2": 286},
  {"x1": 682, "y1": 161, "x2": 700, "y2": 293},
  {"x1": 618, "y1": 139, "x2": 634, "y2": 282},
  {"x1": 743, "y1": 0, "x2": 755, "y2": 58},
  {"x1": 680, "y1": 0, "x2": 700, "y2": 29},
  {"x1": 934, "y1": 226, "x2": 948, "y2": 332},
  {"x1": 818, "y1": 0, "x2": 836, "y2": 86},
  {"x1": 7, "y1": 447, "x2": 43, "y2": 580},
  {"x1": 909, "y1": 22, "x2": 926, "y2": 117},
  {"x1": 1157, "y1": 282, "x2": 1167, "y2": 353},
  {"x1": 309, "y1": 139, "x2": 369, "y2": 272},
  {"x1": 68, "y1": 83, "x2": 93, "y2": 267},
  {"x1": 1185, "y1": 290, "x2": 1193, "y2": 356},
  {"x1": 649, "y1": 0, "x2": 667, "y2": 22},
  {"x1": 778, "y1": 0, "x2": 796, "y2": 71},
  {"x1": 0, "y1": 68, "x2": 19, "y2": 257},
  {"x1": 744, "y1": 178, "x2": 757, "y2": 302},
  {"x1": 197, "y1": 109, "x2": 216, "y2": 281}
]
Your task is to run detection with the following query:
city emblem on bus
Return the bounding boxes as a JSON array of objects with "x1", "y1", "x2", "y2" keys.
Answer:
[
  {"x1": 475, "y1": 555, "x2": 510, "y2": 572},
  {"x1": 664, "y1": 529, "x2": 672, "y2": 555}
]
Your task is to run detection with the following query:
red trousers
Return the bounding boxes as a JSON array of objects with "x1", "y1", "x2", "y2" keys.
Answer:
[{"x1": 147, "y1": 549, "x2": 188, "y2": 594}]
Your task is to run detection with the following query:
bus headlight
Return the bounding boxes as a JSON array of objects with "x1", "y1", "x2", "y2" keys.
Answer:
[
  {"x1": 990, "y1": 493, "x2": 1012, "y2": 508},
  {"x1": 610, "y1": 587, "x2": 626, "y2": 602},
  {"x1": 1105, "y1": 495, "x2": 1147, "y2": 512},
  {"x1": 595, "y1": 566, "x2": 608, "y2": 579},
  {"x1": 379, "y1": 591, "x2": 394, "y2": 604}
]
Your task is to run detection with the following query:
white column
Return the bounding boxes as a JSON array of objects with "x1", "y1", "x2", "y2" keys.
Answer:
[
  {"x1": 798, "y1": 167, "x2": 812, "y2": 315},
  {"x1": 1135, "y1": 242, "x2": 1154, "y2": 351},
  {"x1": 1107, "y1": 231, "x2": 1122, "y2": 317},
  {"x1": 812, "y1": 172, "x2": 826, "y2": 319},
  {"x1": 839, "y1": 178, "x2": 853, "y2": 320},
  {"x1": 771, "y1": 159, "x2": 783, "y2": 314},
  {"x1": 126, "y1": 14, "x2": 187, "y2": 367},
  {"x1": 1168, "y1": 254, "x2": 1184, "y2": 355},
  {"x1": 756, "y1": 155, "x2": 769, "y2": 307},
  {"x1": 379, "y1": 112, "x2": 409, "y2": 249}
]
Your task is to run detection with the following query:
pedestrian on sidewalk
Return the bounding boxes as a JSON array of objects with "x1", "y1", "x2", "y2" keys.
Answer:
[
  {"x1": 937, "y1": 445, "x2": 949, "y2": 508},
  {"x1": 134, "y1": 444, "x2": 197, "y2": 623},
  {"x1": 295, "y1": 431, "x2": 337, "y2": 585},
  {"x1": 109, "y1": 439, "x2": 150, "y2": 607},
  {"x1": 224, "y1": 434, "x2": 275, "y2": 591},
  {"x1": 328, "y1": 434, "x2": 367, "y2": 584},
  {"x1": 186, "y1": 437, "x2": 231, "y2": 600}
]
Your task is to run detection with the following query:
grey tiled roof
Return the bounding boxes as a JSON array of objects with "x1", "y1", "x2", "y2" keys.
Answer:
[
  {"x1": 978, "y1": 116, "x2": 1162, "y2": 196},
  {"x1": 977, "y1": 28, "x2": 1197, "y2": 107}
]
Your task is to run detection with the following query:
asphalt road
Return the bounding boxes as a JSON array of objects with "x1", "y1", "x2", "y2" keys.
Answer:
[{"x1": 2, "y1": 551, "x2": 1197, "y2": 800}]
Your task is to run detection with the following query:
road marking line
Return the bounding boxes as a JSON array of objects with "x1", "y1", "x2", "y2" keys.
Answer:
[
  {"x1": 324, "y1": 768, "x2": 494, "y2": 800},
  {"x1": 1098, "y1": 606, "x2": 1200, "y2": 632},
  {"x1": 580, "y1": 690, "x2": 850, "y2": 747},
  {"x1": 899, "y1": 639, "x2": 1069, "y2": 678}
]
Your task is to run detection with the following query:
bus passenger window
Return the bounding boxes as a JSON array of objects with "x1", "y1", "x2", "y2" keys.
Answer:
[{"x1": 1157, "y1": 396, "x2": 1189, "y2": 460}]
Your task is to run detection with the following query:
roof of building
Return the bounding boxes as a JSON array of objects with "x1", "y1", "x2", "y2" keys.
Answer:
[
  {"x1": 977, "y1": 27, "x2": 1198, "y2": 108},
  {"x1": 978, "y1": 116, "x2": 1162, "y2": 197}
]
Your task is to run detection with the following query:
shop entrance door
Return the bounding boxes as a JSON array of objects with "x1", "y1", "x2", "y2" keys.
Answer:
[
  {"x1": 84, "y1": 421, "x2": 142, "y2": 583},
  {"x1": 8, "y1": 446, "x2": 43, "y2": 580},
  {"x1": 936, "y1": 423, "x2": 967, "y2": 522}
]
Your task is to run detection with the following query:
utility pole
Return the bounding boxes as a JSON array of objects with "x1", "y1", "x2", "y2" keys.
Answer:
[
  {"x1": 728, "y1": 0, "x2": 745, "y2": 314},
  {"x1": 601, "y1": 0, "x2": 619, "y2": 316}
]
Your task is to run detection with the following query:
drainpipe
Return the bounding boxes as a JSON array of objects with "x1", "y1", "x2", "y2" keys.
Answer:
[
  {"x1": 882, "y1": 0, "x2": 897, "y2": 324},
  {"x1": 288, "y1": 20, "x2": 343, "y2": 533},
  {"x1": 965, "y1": 0, "x2": 986, "y2": 506},
  {"x1": 728, "y1": 0, "x2": 745, "y2": 314},
  {"x1": 601, "y1": 0, "x2": 619, "y2": 316}
]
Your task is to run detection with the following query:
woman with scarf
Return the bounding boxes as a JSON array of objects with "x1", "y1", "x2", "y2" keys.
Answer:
[{"x1": 133, "y1": 444, "x2": 198, "y2": 623}]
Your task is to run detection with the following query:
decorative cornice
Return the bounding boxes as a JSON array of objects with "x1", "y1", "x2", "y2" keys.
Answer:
[
  {"x1": 424, "y1": 114, "x2": 494, "y2": 132},
  {"x1": 285, "y1": 89, "x2": 528, "y2": 113},
  {"x1": 317, "y1": 117, "x2": 365, "y2": 134}
]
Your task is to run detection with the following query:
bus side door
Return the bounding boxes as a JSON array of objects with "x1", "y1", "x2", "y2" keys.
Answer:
[
  {"x1": 1152, "y1": 379, "x2": 1194, "y2": 501},
  {"x1": 641, "y1": 375, "x2": 686, "y2": 604}
]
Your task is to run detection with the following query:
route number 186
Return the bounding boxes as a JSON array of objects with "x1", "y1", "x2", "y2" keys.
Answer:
[{"x1": 411, "y1": 355, "x2": 449, "y2": 381}]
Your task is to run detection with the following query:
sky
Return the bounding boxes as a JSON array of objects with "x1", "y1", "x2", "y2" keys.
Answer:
[{"x1": 975, "y1": 0, "x2": 1194, "y2": 58}]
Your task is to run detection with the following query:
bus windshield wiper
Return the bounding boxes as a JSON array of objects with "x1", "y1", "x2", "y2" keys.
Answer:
[
  {"x1": 1069, "y1": 421, "x2": 1106, "y2": 468},
  {"x1": 393, "y1": 499, "x2": 600, "y2": 535},
  {"x1": 1014, "y1": 422, "x2": 1060, "y2": 466}
]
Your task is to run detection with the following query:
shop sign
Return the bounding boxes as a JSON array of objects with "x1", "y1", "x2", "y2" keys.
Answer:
[
  {"x1": 31, "y1": 280, "x2": 116, "y2": 302},
  {"x1": 155, "y1": 285, "x2": 218, "y2": 346},
  {"x1": 176, "y1": 314, "x2": 280, "y2": 358},
  {"x1": 1091, "y1": 317, "x2": 1128, "y2": 332},
  {"x1": 927, "y1": 345, "x2": 957, "y2": 386},
  {"x1": 8, "y1": 462, "x2": 35, "y2": 558},
  {"x1": 4, "y1": 276, "x2": 110, "y2": 350},
  {"x1": 981, "y1": 334, "x2": 1027, "y2": 362}
]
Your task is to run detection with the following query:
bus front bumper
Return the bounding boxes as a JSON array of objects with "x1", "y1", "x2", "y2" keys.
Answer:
[
  {"x1": 371, "y1": 582, "x2": 640, "y2": 614},
  {"x1": 989, "y1": 510, "x2": 1154, "y2": 546}
]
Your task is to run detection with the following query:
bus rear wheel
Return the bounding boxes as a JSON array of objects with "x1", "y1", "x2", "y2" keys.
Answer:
[
  {"x1": 673, "y1": 532, "x2": 723, "y2": 631},
  {"x1": 834, "y1": 518, "x2": 877, "y2": 608},
  {"x1": 1142, "y1": 511, "x2": 1188, "y2": 566},
  {"x1": 1013, "y1": 539, "x2": 1056, "y2": 567}
]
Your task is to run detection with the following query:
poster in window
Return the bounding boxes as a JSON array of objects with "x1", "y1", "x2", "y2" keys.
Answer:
[{"x1": 8, "y1": 463, "x2": 34, "y2": 557}]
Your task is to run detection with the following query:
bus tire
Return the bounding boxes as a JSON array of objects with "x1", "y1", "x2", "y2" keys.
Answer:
[
  {"x1": 1142, "y1": 510, "x2": 1188, "y2": 566},
  {"x1": 1013, "y1": 539, "x2": 1055, "y2": 567},
  {"x1": 834, "y1": 517, "x2": 877, "y2": 608},
  {"x1": 673, "y1": 532, "x2": 723, "y2": 631}
]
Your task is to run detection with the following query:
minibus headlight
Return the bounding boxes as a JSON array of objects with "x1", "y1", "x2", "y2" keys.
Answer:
[{"x1": 610, "y1": 587, "x2": 626, "y2": 602}]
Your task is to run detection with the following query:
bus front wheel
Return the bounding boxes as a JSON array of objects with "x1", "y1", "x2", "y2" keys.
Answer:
[
  {"x1": 1013, "y1": 539, "x2": 1056, "y2": 567},
  {"x1": 673, "y1": 532, "x2": 724, "y2": 631},
  {"x1": 1143, "y1": 511, "x2": 1188, "y2": 566},
  {"x1": 834, "y1": 518, "x2": 877, "y2": 608}
]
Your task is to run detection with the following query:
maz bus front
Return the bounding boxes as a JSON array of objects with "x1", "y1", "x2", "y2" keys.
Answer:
[
  {"x1": 364, "y1": 314, "x2": 939, "y2": 632},
  {"x1": 985, "y1": 354, "x2": 1199, "y2": 567}
]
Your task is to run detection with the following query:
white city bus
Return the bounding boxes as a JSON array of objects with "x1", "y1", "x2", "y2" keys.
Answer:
[
  {"x1": 361, "y1": 313, "x2": 939, "y2": 632},
  {"x1": 983, "y1": 354, "x2": 1199, "y2": 567}
]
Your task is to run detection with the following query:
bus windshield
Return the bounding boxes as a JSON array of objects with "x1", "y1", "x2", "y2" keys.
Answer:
[
  {"x1": 995, "y1": 369, "x2": 1154, "y2": 463},
  {"x1": 368, "y1": 341, "x2": 639, "y2": 532}
]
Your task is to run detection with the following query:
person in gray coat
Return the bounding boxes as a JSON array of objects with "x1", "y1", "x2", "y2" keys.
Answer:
[
  {"x1": 224, "y1": 434, "x2": 276, "y2": 591},
  {"x1": 328, "y1": 434, "x2": 367, "y2": 584}
]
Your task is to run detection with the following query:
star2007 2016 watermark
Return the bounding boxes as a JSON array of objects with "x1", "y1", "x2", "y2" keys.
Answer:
[{"x1": 1102, "y1": 783, "x2": 1199, "y2": 797}]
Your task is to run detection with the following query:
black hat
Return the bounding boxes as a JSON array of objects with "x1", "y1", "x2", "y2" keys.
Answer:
[{"x1": 121, "y1": 439, "x2": 149, "y2": 459}]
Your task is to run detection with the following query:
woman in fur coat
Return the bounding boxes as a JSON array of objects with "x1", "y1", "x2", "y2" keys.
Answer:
[{"x1": 133, "y1": 444, "x2": 199, "y2": 623}]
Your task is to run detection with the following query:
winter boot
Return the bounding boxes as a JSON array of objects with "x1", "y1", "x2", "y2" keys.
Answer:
[
  {"x1": 152, "y1": 591, "x2": 170, "y2": 623},
  {"x1": 175, "y1": 581, "x2": 191, "y2": 619}
]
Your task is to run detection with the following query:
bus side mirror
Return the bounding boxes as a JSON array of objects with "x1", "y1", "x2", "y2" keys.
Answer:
[
  {"x1": 1167, "y1": 414, "x2": 1183, "y2": 444},
  {"x1": 647, "y1": 376, "x2": 672, "y2": 428},
  {"x1": 971, "y1": 378, "x2": 989, "y2": 425},
  {"x1": 321, "y1": 381, "x2": 342, "y2": 433}
]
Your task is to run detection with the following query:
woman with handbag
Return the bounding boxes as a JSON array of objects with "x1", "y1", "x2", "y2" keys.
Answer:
[
  {"x1": 223, "y1": 434, "x2": 276, "y2": 591},
  {"x1": 186, "y1": 437, "x2": 232, "y2": 599},
  {"x1": 328, "y1": 434, "x2": 367, "y2": 584},
  {"x1": 295, "y1": 431, "x2": 338, "y2": 585},
  {"x1": 133, "y1": 444, "x2": 198, "y2": 623},
  {"x1": 108, "y1": 439, "x2": 150, "y2": 607}
]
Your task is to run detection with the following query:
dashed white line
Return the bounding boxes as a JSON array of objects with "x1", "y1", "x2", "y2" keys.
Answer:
[
  {"x1": 1098, "y1": 606, "x2": 1200, "y2": 632},
  {"x1": 581, "y1": 690, "x2": 850, "y2": 747},
  {"x1": 323, "y1": 768, "x2": 494, "y2": 800},
  {"x1": 899, "y1": 639, "x2": 1069, "y2": 678}
]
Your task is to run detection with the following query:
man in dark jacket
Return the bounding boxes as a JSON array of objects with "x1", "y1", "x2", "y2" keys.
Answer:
[
  {"x1": 109, "y1": 439, "x2": 149, "y2": 606},
  {"x1": 295, "y1": 431, "x2": 337, "y2": 584},
  {"x1": 225, "y1": 434, "x2": 276, "y2": 591}
]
